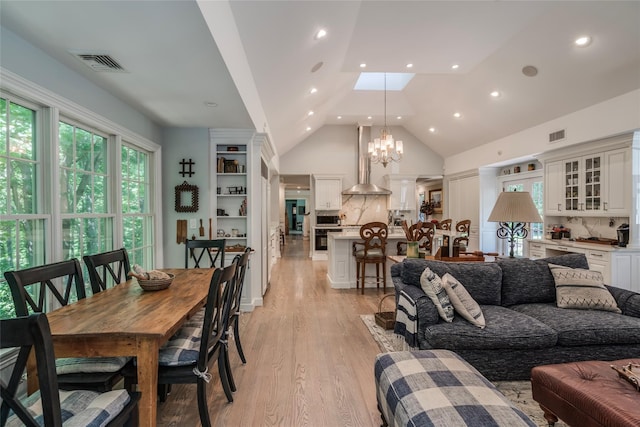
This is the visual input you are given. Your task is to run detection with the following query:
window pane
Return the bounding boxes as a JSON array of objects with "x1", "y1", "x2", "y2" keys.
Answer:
[
  {"x1": 10, "y1": 159, "x2": 35, "y2": 214},
  {"x1": 94, "y1": 135, "x2": 107, "y2": 174},
  {"x1": 0, "y1": 157, "x2": 6, "y2": 215},
  {"x1": 9, "y1": 102, "x2": 35, "y2": 160},
  {"x1": 62, "y1": 218, "x2": 81, "y2": 260},
  {"x1": 76, "y1": 128, "x2": 92, "y2": 171},
  {"x1": 0, "y1": 98, "x2": 6, "y2": 153},
  {"x1": 59, "y1": 122, "x2": 74, "y2": 167},
  {"x1": 94, "y1": 174, "x2": 107, "y2": 213},
  {"x1": 0, "y1": 219, "x2": 46, "y2": 319},
  {"x1": 60, "y1": 169, "x2": 75, "y2": 213}
]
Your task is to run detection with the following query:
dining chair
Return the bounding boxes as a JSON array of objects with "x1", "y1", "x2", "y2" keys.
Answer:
[
  {"x1": 123, "y1": 260, "x2": 239, "y2": 425},
  {"x1": 83, "y1": 248, "x2": 131, "y2": 293},
  {"x1": 352, "y1": 222, "x2": 388, "y2": 294},
  {"x1": 0, "y1": 313, "x2": 141, "y2": 427},
  {"x1": 3, "y1": 260, "x2": 130, "y2": 392},
  {"x1": 453, "y1": 219, "x2": 471, "y2": 250},
  {"x1": 396, "y1": 222, "x2": 436, "y2": 255},
  {"x1": 439, "y1": 218, "x2": 452, "y2": 230},
  {"x1": 216, "y1": 247, "x2": 252, "y2": 397},
  {"x1": 185, "y1": 238, "x2": 226, "y2": 268}
]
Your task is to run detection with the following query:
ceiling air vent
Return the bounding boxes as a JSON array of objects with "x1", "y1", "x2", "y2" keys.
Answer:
[
  {"x1": 548, "y1": 129, "x2": 566, "y2": 143},
  {"x1": 70, "y1": 51, "x2": 127, "y2": 73}
]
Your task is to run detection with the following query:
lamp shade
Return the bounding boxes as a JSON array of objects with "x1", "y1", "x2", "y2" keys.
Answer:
[{"x1": 488, "y1": 191, "x2": 542, "y2": 223}]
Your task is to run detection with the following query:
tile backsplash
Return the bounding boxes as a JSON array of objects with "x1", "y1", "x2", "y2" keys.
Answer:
[{"x1": 547, "y1": 216, "x2": 628, "y2": 240}]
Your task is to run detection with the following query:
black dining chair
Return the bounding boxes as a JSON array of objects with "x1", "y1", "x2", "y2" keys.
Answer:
[
  {"x1": 0, "y1": 313, "x2": 141, "y2": 427},
  {"x1": 3, "y1": 259, "x2": 130, "y2": 392},
  {"x1": 83, "y1": 248, "x2": 131, "y2": 293},
  {"x1": 185, "y1": 238, "x2": 226, "y2": 268},
  {"x1": 123, "y1": 260, "x2": 239, "y2": 426},
  {"x1": 218, "y1": 247, "x2": 252, "y2": 396}
]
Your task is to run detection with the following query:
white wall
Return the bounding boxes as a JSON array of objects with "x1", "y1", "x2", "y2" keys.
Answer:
[
  {"x1": 445, "y1": 90, "x2": 640, "y2": 175},
  {"x1": 0, "y1": 26, "x2": 162, "y2": 143},
  {"x1": 161, "y1": 128, "x2": 211, "y2": 267},
  {"x1": 280, "y1": 124, "x2": 444, "y2": 190}
]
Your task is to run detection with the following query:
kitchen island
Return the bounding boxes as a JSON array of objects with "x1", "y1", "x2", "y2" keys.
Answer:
[{"x1": 327, "y1": 230, "x2": 407, "y2": 289}]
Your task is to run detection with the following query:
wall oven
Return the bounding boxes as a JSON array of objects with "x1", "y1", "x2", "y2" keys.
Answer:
[{"x1": 315, "y1": 228, "x2": 342, "y2": 250}]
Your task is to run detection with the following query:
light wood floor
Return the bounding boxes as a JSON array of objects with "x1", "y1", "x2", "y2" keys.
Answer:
[{"x1": 157, "y1": 236, "x2": 387, "y2": 426}]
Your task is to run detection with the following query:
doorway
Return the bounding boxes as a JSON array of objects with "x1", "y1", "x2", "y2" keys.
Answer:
[{"x1": 285, "y1": 199, "x2": 306, "y2": 235}]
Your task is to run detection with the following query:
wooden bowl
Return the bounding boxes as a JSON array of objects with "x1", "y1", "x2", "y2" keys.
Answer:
[{"x1": 137, "y1": 273, "x2": 174, "y2": 291}]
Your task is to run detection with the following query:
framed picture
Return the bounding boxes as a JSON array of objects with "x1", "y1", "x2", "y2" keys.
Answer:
[{"x1": 429, "y1": 189, "x2": 443, "y2": 214}]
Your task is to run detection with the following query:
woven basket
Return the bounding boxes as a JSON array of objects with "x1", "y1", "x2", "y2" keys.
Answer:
[
  {"x1": 375, "y1": 293, "x2": 396, "y2": 330},
  {"x1": 138, "y1": 273, "x2": 174, "y2": 291}
]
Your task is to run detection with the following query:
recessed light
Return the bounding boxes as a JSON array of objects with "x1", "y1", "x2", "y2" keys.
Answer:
[
  {"x1": 310, "y1": 87, "x2": 318, "y2": 94},
  {"x1": 575, "y1": 35, "x2": 592, "y2": 47},
  {"x1": 406, "y1": 63, "x2": 413, "y2": 68},
  {"x1": 490, "y1": 90, "x2": 501, "y2": 98},
  {"x1": 204, "y1": 101, "x2": 218, "y2": 107},
  {"x1": 337, "y1": 116, "x2": 342, "y2": 119},
  {"x1": 453, "y1": 112, "x2": 462, "y2": 118},
  {"x1": 308, "y1": 111, "x2": 314, "y2": 116},
  {"x1": 306, "y1": 126, "x2": 312, "y2": 131},
  {"x1": 315, "y1": 29, "x2": 327, "y2": 40},
  {"x1": 522, "y1": 65, "x2": 538, "y2": 77},
  {"x1": 429, "y1": 127, "x2": 436, "y2": 133},
  {"x1": 367, "y1": 116, "x2": 372, "y2": 120},
  {"x1": 360, "y1": 63, "x2": 367, "y2": 68},
  {"x1": 451, "y1": 64, "x2": 459, "y2": 70},
  {"x1": 396, "y1": 116, "x2": 402, "y2": 120},
  {"x1": 311, "y1": 62, "x2": 323, "y2": 73}
]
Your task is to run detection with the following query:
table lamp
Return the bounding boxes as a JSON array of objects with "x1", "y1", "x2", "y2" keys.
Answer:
[{"x1": 488, "y1": 191, "x2": 542, "y2": 258}]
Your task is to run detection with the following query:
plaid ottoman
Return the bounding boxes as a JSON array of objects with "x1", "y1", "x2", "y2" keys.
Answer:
[{"x1": 375, "y1": 350, "x2": 535, "y2": 427}]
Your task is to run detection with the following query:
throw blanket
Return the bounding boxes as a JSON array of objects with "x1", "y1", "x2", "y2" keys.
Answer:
[{"x1": 394, "y1": 290, "x2": 418, "y2": 349}]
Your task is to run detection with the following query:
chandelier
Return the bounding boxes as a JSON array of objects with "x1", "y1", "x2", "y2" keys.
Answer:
[{"x1": 368, "y1": 73, "x2": 403, "y2": 167}]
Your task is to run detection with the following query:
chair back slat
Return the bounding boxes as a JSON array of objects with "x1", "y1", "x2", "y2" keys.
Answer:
[
  {"x1": 3, "y1": 259, "x2": 86, "y2": 317},
  {"x1": 0, "y1": 314, "x2": 64, "y2": 427},
  {"x1": 185, "y1": 239, "x2": 226, "y2": 269},
  {"x1": 230, "y1": 248, "x2": 251, "y2": 317},
  {"x1": 358, "y1": 222, "x2": 388, "y2": 255},
  {"x1": 199, "y1": 260, "x2": 237, "y2": 371},
  {"x1": 83, "y1": 248, "x2": 131, "y2": 293}
]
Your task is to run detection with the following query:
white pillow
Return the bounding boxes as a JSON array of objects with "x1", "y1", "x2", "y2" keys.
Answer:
[
  {"x1": 419, "y1": 267, "x2": 454, "y2": 322},
  {"x1": 442, "y1": 273, "x2": 486, "y2": 329},
  {"x1": 549, "y1": 263, "x2": 621, "y2": 313}
]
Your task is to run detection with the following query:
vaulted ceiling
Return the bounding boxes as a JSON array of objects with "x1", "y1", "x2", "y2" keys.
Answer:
[{"x1": 2, "y1": 1, "x2": 639, "y2": 159}]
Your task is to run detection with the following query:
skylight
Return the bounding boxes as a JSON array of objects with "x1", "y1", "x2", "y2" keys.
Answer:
[{"x1": 354, "y1": 73, "x2": 414, "y2": 91}]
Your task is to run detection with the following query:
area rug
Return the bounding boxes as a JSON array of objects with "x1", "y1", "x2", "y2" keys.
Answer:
[{"x1": 361, "y1": 314, "x2": 567, "y2": 427}]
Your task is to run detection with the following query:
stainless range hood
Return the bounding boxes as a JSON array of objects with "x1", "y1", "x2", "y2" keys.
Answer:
[{"x1": 342, "y1": 126, "x2": 391, "y2": 195}]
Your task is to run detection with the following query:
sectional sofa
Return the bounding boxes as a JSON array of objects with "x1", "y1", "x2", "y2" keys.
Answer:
[{"x1": 391, "y1": 253, "x2": 640, "y2": 380}]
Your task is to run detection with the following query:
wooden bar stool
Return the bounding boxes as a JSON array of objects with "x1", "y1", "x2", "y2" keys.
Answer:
[{"x1": 352, "y1": 222, "x2": 388, "y2": 294}]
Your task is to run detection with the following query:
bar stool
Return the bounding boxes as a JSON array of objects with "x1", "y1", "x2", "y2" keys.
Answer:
[
  {"x1": 352, "y1": 222, "x2": 388, "y2": 294},
  {"x1": 397, "y1": 222, "x2": 436, "y2": 255},
  {"x1": 453, "y1": 219, "x2": 471, "y2": 250}
]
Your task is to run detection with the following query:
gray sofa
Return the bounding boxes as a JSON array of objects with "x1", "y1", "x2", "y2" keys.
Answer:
[{"x1": 391, "y1": 253, "x2": 640, "y2": 381}]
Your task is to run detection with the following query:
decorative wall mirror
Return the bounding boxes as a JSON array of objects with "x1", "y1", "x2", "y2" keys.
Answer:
[{"x1": 175, "y1": 181, "x2": 199, "y2": 212}]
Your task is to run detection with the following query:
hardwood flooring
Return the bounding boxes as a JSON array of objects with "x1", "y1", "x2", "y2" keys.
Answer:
[{"x1": 156, "y1": 236, "x2": 386, "y2": 426}]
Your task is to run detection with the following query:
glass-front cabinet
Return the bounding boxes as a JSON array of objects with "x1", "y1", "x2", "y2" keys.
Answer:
[{"x1": 563, "y1": 154, "x2": 601, "y2": 213}]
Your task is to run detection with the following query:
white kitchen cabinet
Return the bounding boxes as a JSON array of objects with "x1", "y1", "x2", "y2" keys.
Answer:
[
  {"x1": 528, "y1": 241, "x2": 546, "y2": 259},
  {"x1": 314, "y1": 175, "x2": 342, "y2": 210},
  {"x1": 385, "y1": 175, "x2": 417, "y2": 211},
  {"x1": 529, "y1": 240, "x2": 640, "y2": 291},
  {"x1": 602, "y1": 148, "x2": 630, "y2": 215},
  {"x1": 544, "y1": 161, "x2": 565, "y2": 214},
  {"x1": 543, "y1": 148, "x2": 630, "y2": 216}
]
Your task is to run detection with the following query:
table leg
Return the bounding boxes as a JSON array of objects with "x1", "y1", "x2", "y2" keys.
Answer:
[{"x1": 137, "y1": 338, "x2": 160, "y2": 427}]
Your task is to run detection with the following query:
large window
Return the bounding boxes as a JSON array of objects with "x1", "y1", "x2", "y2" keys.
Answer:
[
  {"x1": 0, "y1": 96, "x2": 46, "y2": 319},
  {"x1": 0, "y1": 87, "x2": 159, "y2": 320},
  {"x1": 121, "y1": 144, "x2": 154, "y2": 268}
]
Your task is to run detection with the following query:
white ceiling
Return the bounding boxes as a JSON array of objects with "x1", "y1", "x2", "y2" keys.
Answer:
[{"x1": 2, "y1": 1, "x2": 639, "y2": 159}]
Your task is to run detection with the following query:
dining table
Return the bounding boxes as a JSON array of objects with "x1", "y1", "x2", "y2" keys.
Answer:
[{"x1": 30, "y1": 268, "x2": 214, "y2": 427}]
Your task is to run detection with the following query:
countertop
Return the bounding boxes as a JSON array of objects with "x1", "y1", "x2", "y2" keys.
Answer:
[{"x1": 534, "y1": 238, "x2": 630, "y2": 252}]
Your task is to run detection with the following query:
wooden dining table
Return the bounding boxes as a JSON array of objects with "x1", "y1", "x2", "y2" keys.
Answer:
[{"x1": 31, "y1": 268, "x2": 214, "y2": 427}]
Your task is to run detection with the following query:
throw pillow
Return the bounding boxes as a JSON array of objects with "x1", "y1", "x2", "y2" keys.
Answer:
[
  {"x1": 549, "y1": 263, "x2": 621, "y2": 313},
  {"x1": 442, "y1": 273, "x2": 486, "y2": 329},
  {"x1": 420, "y1": 267, "x2": 454, "y2": 322}
]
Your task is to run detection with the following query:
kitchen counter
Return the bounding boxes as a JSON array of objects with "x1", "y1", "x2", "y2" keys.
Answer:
[{"x1": 327, "y1": 232, "x2": 407, "y2": 289}]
